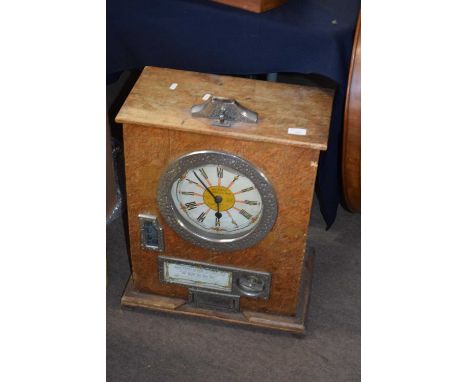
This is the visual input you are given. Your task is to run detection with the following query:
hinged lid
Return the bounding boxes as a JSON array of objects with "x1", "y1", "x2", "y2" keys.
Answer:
[{"x1": 116, "y1": 67, "x2": 333, "y2": 150}]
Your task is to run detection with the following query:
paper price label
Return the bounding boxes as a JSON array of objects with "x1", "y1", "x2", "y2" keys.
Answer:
[{"x1": 288, "y1": 128, "x2": 307, "y2": 136}]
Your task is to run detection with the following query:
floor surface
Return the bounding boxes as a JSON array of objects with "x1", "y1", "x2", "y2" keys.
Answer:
[{"x1": 106, "y1": 199, "x2": 360, "y2": 381}]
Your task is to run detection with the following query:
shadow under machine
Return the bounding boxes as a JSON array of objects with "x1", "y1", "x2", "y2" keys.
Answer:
[{"x1": 116, "y1": 67, "x2": 333, "y2": 333}]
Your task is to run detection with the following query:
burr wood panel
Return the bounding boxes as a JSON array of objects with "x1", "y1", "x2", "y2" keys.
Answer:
[{"x1": 123, "y1": 124, "x2": 319, "y2": 316}]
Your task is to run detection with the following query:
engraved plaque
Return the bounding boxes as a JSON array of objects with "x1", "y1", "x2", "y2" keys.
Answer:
[{"x1": 163, "y1": 262, "x2": 232, "y2": 292}]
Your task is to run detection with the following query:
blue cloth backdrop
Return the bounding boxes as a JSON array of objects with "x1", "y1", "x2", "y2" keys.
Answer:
[{"x1": 107, "y1": 0, "x2": 360, "y2": 228}]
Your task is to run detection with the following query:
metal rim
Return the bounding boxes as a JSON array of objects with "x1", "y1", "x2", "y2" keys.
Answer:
[{"x1": 157, "y1": 150, "x2": 278, "y2": 252}]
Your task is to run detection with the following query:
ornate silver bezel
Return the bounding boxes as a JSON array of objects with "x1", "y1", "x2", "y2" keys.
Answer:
[{"x1": 156, "y1": 150, "x2": 278, "y2": 252}]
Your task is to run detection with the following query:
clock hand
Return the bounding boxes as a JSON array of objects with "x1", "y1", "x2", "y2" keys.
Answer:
[
  {"x1": 193, "y1": 170, "x2": 223, "y2": 203},
  {"x1": 193, "y1": 170, "x2": 223, "y2": 219},
  {"x1": 215, "y1": 202, "x2": 222, "y2": 220},
  {"x1": 193, "y1": 171, "x2": 217, "y2": 200}
]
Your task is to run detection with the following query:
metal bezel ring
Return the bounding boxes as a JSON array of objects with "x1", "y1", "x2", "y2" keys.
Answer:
[{"x1": 156, "y1": 150, "x2": 278, "y2": 252}]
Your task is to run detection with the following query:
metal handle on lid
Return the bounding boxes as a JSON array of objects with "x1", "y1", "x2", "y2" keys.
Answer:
[{"x1": 191, "y1": 96, "x2": 258, "y2": 127}]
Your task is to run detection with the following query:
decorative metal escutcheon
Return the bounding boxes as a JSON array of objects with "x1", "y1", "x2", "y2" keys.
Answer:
[
  {"x1": 138, "y1": 214, "x2": 165, "y2": 251},
  {"x1": 191, "y1": 96, "x2": 258, "y2": 127}
]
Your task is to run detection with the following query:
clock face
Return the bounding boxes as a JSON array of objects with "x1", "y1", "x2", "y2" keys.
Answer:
[
  {"x1": 171, "y1": 164, "x2": 263, "y2": 235},
  {"x1": 157, "y1": 151, "x2": 277, "y2": 251}
]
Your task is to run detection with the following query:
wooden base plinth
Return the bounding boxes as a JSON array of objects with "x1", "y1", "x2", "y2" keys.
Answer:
[{"x1": 121, "y1": 252, "x2": 314, "y2": 334}]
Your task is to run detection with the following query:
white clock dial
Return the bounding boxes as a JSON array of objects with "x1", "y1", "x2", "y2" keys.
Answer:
[
  {"x1": 157, "y1": 151, "x2": 277, "y2": 251},
  {"x1": 170, "y1": 164, "x2": 263, "y2": 235}
]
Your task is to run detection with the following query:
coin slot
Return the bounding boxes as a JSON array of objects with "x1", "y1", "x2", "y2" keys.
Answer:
[{"x1": 237, "y1": 274, "x2": 266, "y2": 297}]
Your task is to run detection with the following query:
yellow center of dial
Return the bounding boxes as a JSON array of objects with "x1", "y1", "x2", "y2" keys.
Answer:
[{"x1": 202, "y1": 186, "x2": 235, "y2": 211}]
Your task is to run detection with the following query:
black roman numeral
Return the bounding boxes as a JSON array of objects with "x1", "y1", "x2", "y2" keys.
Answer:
[
  {"x1": 217, "y1": 166, "x2": 223, "y2": 178},
  {"x1": 243, "y1": 200, "x2": 259, "y2": 205},
  {"x1": 239, "y1": 209, "x2": 253, "y2": 220},
  {"x1": 197, "y1": 211, "x2": 208, "y2": 222},
  {"x1": 240, "y1": 186, "x2": 254, "y2": 193},
  {"x1": 199, "y1": 168, "x2": 209, "y2": 180},
  {"x1": 185, "y1": 201, "x2": 198, "y2": 210},
  {"x1": 186, "y1": 178, "x2": 200, "y2": 186},
  {"x1": 181, "y1": 191, "x2": 195, "y2": 195}
]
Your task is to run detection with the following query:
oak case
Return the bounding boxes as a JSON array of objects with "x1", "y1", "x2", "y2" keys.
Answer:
[{"x1": 116, "y1": 67, "x2": 333, "y2": 332}]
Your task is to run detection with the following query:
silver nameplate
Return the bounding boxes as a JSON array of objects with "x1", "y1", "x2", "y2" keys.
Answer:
[{"x1": 163, "y1": 261, "x2": 232, "y2": 292}]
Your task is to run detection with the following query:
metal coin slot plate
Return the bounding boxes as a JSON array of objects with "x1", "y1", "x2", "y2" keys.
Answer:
[
  {"x1": 158, "y1": 256, "x2": 271, "y2": 311},
  {"x1": 139, "y1": 214, "x2": 164, "y2": 251}
]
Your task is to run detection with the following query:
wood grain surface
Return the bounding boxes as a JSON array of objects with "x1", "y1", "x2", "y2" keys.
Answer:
[
  {"x1": 210, "y1": 0, "x2": 289, "y2": 13},
  {"x1": 116, "y1": 67, "x2": 333, "y2": 151},
  {"x1": 123, "y1": 124, "x2": 320, "y2": 316},
  {"x1": 118, "y1": 66, "x2": 332, "y2": 318},
  {"x1": 342, "y1": 13, "x2": 361, "y2": 212}
]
